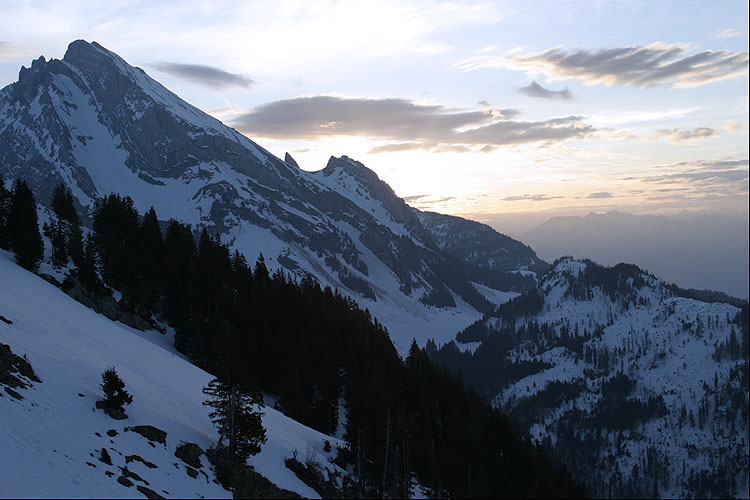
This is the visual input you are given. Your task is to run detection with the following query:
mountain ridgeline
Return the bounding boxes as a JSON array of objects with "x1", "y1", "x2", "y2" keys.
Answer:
[{"x1": 0, "y1": 39, "x2": 545, "y2": 353}]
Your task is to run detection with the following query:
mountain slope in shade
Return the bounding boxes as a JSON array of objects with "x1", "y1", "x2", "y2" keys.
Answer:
[
  {"x1": 0, "y1": 249, "x2": 348, "y2": 499},
  {"x1": 432, "y1": 257, "x2": 749, "y2": 498},
  {"x1": 0, "y1": 40, "x2": 544, "y2": 354},
  {"x1": 522, "y1": 211, "x2": 749, "y2": 300}
]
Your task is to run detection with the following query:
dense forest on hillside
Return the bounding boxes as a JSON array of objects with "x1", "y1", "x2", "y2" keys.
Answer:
[{"x1": 0, "y1": 179, "x2": 586, "y2": 498}]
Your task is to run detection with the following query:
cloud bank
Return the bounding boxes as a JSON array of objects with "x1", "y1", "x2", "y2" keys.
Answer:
[
  {"x1": 228, "y1": 96, "x2": 595, "y2": 152},
  {"x1": 628, "y1": 159, "x2": 749, "y2": 203},
  {"x1": 149, "y1": 62, "x2": 254, "y2": 89},
  {"x1": 456, "y1": 43, "x2": 749, "y2": 88}
]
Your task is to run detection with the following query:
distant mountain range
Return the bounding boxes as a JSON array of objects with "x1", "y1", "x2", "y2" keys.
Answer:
[
  {"x1": 521, "y1": 211, "x2": 749, "y2": 300},
  {"x1": 432, "y1": 257, "x2": 749, "y2": 498},
  {"x1": 0, "y1": 40, "x2": 544, "y2": 354}
]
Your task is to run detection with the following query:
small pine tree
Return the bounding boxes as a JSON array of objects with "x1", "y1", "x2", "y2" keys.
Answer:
[
  {"x1": 50, "y1": 182, "x2": 79, "y2": 225},
  {"x1": 253, "y1": 253, "x2": 269, "y2": 281},
  {"x1": 203, "y1": 378, "x2": 267, "y2": 463},
  {"x1": 9, "y1": 179, "x2": 44, "y2": 270},
  {"x1": 0, "y1": 175, "x2": 10, "y2": 250},
  {"x1": 98, "y1": 366, "x2": 133, "y2": 418},
  {"x1": 43, "y1": 220, "x2": 68, "y2": 268},
  {"x1": 78, "y1": 233, "x2": 103, "y2": 293}
]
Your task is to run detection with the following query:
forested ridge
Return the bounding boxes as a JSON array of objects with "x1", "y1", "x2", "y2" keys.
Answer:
[
  {"x1": 428, "y1": 256, "x2": 749, "y2": 498},
  {"x1": 0, "y1": 179, "x2": 586, "y2": 498}
]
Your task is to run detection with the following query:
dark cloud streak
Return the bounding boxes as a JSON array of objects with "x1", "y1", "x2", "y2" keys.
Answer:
[
  {"x1": 228, "y1": 96, "x2": 595, "y2": 152},
  {"x1": 150, "y1": 62, "x2": 255, "y2": 89},
  {"x1": 503, "y1": 194, "x2": 564, "y2": 202},
  {"x1": 502, "y1": 44, "x2": 748, "y2": 88},
  {"x1": 518, "y1": 81, "x2": 572, "y2": 100}
]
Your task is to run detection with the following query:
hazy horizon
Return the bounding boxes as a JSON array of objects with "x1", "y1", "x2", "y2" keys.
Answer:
[{"x1": 495, "y1": 209, "x2": 749, "y2": 300}]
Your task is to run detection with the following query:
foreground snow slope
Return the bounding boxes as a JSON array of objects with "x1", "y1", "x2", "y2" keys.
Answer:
[{"x1": 0, "y1": 250, "x2": 344, "y2": 498}]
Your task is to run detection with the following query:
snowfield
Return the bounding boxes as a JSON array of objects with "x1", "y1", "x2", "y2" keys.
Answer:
[{"x1": 0, "y1": 250, "x2": 346, "y2": 498}]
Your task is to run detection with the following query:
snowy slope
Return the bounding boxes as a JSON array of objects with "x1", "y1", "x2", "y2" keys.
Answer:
[
  {"x1": 0, "y1": 250, "x2": 347, "y2": 499},
  {"x1": 456, "y1": 258, "x2": 749, "y2": 498}
]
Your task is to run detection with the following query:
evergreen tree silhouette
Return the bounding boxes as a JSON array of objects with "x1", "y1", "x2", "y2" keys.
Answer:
[
  {"x1": 9, "y1": 179, "x2": 43, "y2": 270},
  {"x1": 203, "y1": 378, "x2": 267, "y2": 462},
  {"x1": 98, "y1": 366, "x2": 133, "y2": 418},
  {"x1": 0, "y1": 175, "x2": 11, "y2": 250}
]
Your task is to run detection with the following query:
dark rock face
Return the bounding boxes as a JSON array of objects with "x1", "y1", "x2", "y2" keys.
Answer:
[
  {"x1": 0, "y1": 342, "x2": 41, "y2": 400},
  {"x1": 136, "y1": 485, "x2": 165, "y2": 499},
  {"x1": 174, "y1": 442, "x2": 203, "y2": 469},
  {"x1": 126, "y1": 425, "x2": 167, "y2": 445},
  {"x1": 95, "y1": 399, "x2": 128, "y2": 420}
]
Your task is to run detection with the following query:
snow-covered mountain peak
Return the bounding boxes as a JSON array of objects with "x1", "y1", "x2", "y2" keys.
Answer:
[
  {"x1": 314, "y1": 155, "x2": 423, "y2": 237},
  {"x1": 548, "y1": 257, "x2": 587, "y2": 278},
  {"x1": 1, "y1": 40, "x2": 545, "y2": 356}
]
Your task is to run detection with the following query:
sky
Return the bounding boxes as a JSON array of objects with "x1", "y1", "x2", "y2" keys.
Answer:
[{"x1": 1, "y1": 0, "x2": 748, "y2": 228}]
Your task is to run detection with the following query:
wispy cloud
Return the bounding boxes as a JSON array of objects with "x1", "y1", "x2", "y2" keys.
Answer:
[
  {"x1": 455, "y1": 43, "x2": 749, "y2": 88},
  {"x1": 518, "y1": 81, "x2": 572, "y2": 100},
  {"x1": 644, "y1": 169, "x2": 748, "y2": 185},
  {"x1": 723, "y1": 123, "x2": 744, "y2": 134},
  {"x1": 503, "y1": 193, "x2": 564, "y2": 202},
  {"x1": 650, "y1": 127, "x2": 718, "y2": 144},
  {"x1": 149, "y1": 62, "x2": 255, "y2": 89},
  {"x1": 369, "y1": 142, "x2": 426, "y2": 154},
  {"x1": 403, "y1": 194, "x2": 456, "y2": 207},
  {"x1": 228, "y1": 95, "x2": 596, "y2": 152},
  {"x1": 634, "y1": 159, "x2": 749, "y2": 201},
  {"x1": 716, "y1": 28, "x2": 745, "y2": 39},
  {"x1": 587, "y1": 191, "x2": 613, "y2": 199}
]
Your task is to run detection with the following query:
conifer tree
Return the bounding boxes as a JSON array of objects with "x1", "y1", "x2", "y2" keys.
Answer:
[
  {"x1": 76, "y1": 233, "x2": 103, "y2": 294},
  {"x1": 43, "y1": 220, "x2": 68, "y2": 268},
  {"x1": 203, "y1": 378, "x2": 267, "y2": 463},
  {"x1": 0, "y1": 175, "x2": 10, "y2": 250},
  {"x1": 254, "y1": 253, "x2": 269, "y2": 281},
  {"x1": 9, "y1": 179, "x2": 44, "y2": 270},
  {"x1": 50, "y1": 182, "x2": 79, "y2": 225},
  {"x1": 92, "y1": 193, "x2": 139, "y2": 288},
  {"x1": 98, "y1": 366, "x2": 133, "y2": 418}
]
